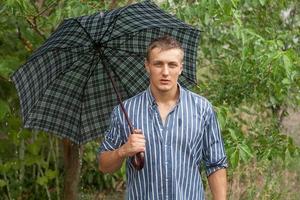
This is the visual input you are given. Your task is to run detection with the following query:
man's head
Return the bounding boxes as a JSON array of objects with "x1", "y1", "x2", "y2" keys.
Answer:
[{"x1": 145, "y1": 36, "x2": 184, "y2": 94}]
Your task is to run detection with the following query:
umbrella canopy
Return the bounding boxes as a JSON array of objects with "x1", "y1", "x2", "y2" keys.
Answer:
[{"x1": 11, "y1": 0, "x2": 200, "y2": 144}]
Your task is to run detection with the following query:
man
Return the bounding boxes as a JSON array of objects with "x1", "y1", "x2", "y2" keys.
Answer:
[{"x1": 98, "y1": 35, "x2": 228, "y2": 200}]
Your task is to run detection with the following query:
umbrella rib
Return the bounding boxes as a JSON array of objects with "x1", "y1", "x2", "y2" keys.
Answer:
[
  {"x1": 73, "y1": 10, "x2": 124, "y2": 49},
  {"x1": 74, "y1": 19, "x2": 97, "y2": 46},
  {"x1": 24, "y1": 46, "x2": 94, "y2": 64},
  {"x1": 50, "y1": 46, "x2": 94, "y2": 52},
  {"x1": 99, "y1": 26, "x2": 196, "y2": 46},
  {"x1": 103, "y1": 46, "x2": 144, "y2": 57},
  {"x1": 99, "y1": 11, "x2": 120, "y2": 44},
  {"x1": 77, "y1": 51, "x2": 101, "y2": 139},
  {"x1": 98, "y1": 2, "x2": 139, "y2": 44}
]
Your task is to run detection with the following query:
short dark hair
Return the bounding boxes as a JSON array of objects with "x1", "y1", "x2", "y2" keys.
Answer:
[{"x1": 146, "y1": 35, "x2": 184, "y2": 61}]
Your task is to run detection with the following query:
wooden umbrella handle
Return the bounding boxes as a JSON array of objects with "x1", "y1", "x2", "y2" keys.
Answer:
[{"x1": 132, "y1": 151, "x2": 145, "y2": 170}]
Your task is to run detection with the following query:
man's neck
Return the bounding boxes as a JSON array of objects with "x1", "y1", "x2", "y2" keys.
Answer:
[{"x1": 150, "y1": 85, "x2": 180, "y2": 106}]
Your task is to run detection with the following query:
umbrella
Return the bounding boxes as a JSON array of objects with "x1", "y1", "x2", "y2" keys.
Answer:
[{"x1": 11, "y1": 1, "x2": 200, "y2": 146}]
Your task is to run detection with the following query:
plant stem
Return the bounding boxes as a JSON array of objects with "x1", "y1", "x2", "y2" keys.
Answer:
[{"x1": 38, "y1": 165, "x2": 51, "y2": 200}]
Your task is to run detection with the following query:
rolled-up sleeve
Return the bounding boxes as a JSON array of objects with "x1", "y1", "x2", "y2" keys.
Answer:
[
  {"x1": 98, "y1": 106, "x2": 125, "y2": 154},
  {"x1": 202, "y1": 106, "x2": 228, "y2": 176}
]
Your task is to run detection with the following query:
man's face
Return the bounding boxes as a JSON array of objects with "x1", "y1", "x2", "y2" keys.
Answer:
[{"x1": 145, "y1": 47, "x2": 183, "y2": 94}]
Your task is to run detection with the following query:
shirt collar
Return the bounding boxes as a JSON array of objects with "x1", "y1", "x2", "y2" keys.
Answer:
[{"x1": 146, "y1": 83, "x2": 184, "y2": 107}]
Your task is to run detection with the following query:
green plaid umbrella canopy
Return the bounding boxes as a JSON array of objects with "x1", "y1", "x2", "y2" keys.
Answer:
[{"x1": 11, "y1": 1, "x2": 200, "y2": 144}]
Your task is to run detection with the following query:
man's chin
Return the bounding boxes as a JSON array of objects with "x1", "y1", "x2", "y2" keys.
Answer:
[{"x1": 157, "y1": 86, "x2": 172, "y2": 92}]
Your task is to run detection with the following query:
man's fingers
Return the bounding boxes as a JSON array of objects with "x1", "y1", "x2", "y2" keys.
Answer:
[
  {"x1": 129, "y1": 133, "x2": 145, "y2": 141},
  {"x1": 133, "y1": 129, "x2": 142, "y2": 134},
  {"x1": 122, "y1": 131, "x2": 146, "y2": 156},
  {"x1": 129, "y1": 137, "x2": 145, "y2": 146}
]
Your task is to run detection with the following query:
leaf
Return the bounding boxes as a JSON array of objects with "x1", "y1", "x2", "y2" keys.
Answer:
[
  {"x1": 45, "y1": 169, "x2": 58, "y2": 180},
  {"x1": 0, "y1": 56, "x2": 22, "y2": 77},
  {"x1": 281, "y1": 78, "x2": 291, "y2": 85},
  {"x1": 0, "y1": 100, "x2": 10, "y2": 120},
  {"x1": 215, "y1": 106, "x2": 228, "y2": 130},
  {"x1": 230, "y1": 149, "x2": 239, "y2": 168},
  {"x1": 0, "y1": 162, "x2": 11, "y2": 173},
  {"x1": 259, "y1": 0, "x2": 266, "y2": 6},
  {"x1": 269, "y1": 96, "x2": 277, "y2": 106},
  {"x1": 27, "y1": 142, "x2": 42, "y2": 156},
  {"x1": 0, "y1": 179, "x2": 7, "y2": 188},
  {"x1": 36, "y1": 176, "x2": 48, "y2": 186},
  {"x1": 0, "y1": 65, "x2": 13, "y2": 77},
  {"x1": 239, "y1": 144, "x2": 253, "y2": 161},
  {"x1": 228, "y1": 128, "x2": 238, "y2": 141},
  {"x1": 84, "y1": 151, "x2": 95, "y2": 163},
  {"x1": 204, "y1": 12, "x2": 210, "y2": 26},
  {"x1": 282, "y1": 54, "x2": 292, "y2": 77},
  {"x1": 7, "y1": 117, "x2": 22, "y2": 132},
  {"x1": 24, "y1": 155, "x2": 46, "y2": 167},
  {"x1": 244, "y1": 28, "x2": 265, "y2": 41},
  {"x1": 88, "y1": 173, "x2": 93, "y2": 184}
]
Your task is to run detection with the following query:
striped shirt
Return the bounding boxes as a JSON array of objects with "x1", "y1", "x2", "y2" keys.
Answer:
[{"x1": 99, "y1": 85, "x2": 228, "y2": 200}]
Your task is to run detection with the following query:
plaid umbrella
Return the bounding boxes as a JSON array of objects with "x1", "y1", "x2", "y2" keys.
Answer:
[{"x1": 11, "y1": 1, "x2": 200, "y2": 145}]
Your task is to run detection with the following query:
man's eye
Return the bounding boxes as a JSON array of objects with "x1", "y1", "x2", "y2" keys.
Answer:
[{"x1": 169, "y1": 63, "x2": 177, "y2": 68}]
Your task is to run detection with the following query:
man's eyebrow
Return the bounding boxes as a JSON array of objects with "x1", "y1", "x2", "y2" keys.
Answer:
[{"x1": 153, "y1": 60, "x2": 163, "y2": 63}]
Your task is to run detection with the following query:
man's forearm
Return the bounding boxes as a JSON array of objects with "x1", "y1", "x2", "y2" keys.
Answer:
[
  {"x1": 208, "y1": 168, "x2": 227, "y2": 200},
  {"x1": 98, "y1": 148, "x2": 126, "y2": 173}
]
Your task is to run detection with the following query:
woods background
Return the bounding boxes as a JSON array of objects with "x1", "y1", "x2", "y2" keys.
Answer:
[{"x1": 0, "y1": 0, "x2": 299, "y2": 199}]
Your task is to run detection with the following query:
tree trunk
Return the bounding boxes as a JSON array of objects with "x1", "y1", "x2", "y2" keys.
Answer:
[{"x1": 62, "y1": 139, "x2": 83, "y2": 200}]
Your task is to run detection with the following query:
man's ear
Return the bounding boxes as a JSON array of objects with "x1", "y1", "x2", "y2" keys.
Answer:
[
  {"x1": 179, "y1": 63, "x2": 183, "y2": 75},
  {"x1": 145, "y1": 60, "x2": 150, "y2": 74}
]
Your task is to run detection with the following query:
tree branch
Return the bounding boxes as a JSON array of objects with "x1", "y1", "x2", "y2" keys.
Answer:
[
  {"x1": 35, "y1": 0, "x2": 45, "y2": 12},
  {"x1": 109, "y1": 0, "x2": 118, "y2": 10},
  {"x1": 16, "y1": 25, "x2": 34, "y2": 52},
  {"x1": 35, "y1": 1, "x2": 58, "y2": 17},
  {"x1": 25, "y1": 17, "x2": 47, "y2": 40},
  {"x1": 127, "y1": 0, "x2": 134, "y2": 5}
]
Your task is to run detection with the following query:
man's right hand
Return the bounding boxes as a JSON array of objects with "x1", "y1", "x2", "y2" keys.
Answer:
[
  {"x1": 117, "y1": 129, "x2": 146, "y2": 158},
  {"x1": 98, "y1": 129, "x2": 145, "y2": 173}
]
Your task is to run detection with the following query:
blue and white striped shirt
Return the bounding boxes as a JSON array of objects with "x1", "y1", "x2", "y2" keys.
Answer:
[{"x1": 99, "y1": 85, "x2": 227, "y2": 200}]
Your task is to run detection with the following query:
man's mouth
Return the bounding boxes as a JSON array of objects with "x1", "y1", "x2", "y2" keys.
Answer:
[{"x1": 160, "y1": 79, "x2": 170, "y2": 84}]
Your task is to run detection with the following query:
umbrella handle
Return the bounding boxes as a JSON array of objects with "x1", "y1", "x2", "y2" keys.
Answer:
[
  {"x1": 132, "y1": 152, "x2": 145, "y2": 170},
  {"x1": 131, "y1": 131, "x2": 145, "y2": 170}
]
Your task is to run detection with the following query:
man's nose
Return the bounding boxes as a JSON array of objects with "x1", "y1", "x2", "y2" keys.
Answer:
[{"x1": 162, "y1": 66, "x2": 169, "y2": 75}]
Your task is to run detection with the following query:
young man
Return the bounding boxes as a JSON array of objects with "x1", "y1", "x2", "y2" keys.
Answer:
[{"x1": 98, "y1": 36, "x2": 228, "y2": 200}]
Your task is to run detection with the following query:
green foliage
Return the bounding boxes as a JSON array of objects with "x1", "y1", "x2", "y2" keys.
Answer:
[
  {"x1": 0, "y1": 100, "x2": 11, "y2": 120},
  {"x1": 0, "y1": 0, "x2": 299, "y2": 199}
]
